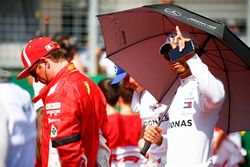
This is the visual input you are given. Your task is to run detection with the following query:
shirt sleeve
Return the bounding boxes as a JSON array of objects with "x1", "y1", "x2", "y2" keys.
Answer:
[
  {"x1": 0, "y1": 101, "x2": 8, "y2": 167},
  {"x1": 186, "y1": 54, "x2": 225, "y2": 112}
]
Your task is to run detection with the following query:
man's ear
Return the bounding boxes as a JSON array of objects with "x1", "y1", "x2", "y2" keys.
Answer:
[
  {"x1": 40, "y1": 57, "x2": 50, "y2": 68},
  {"x1": 44, "y1": 60, "x2": 50, "y2": 68}
]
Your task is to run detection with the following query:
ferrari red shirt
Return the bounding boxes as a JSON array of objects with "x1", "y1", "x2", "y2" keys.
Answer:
[{"x1": 34, "y1": 63, "x2": 110, "y2": 167}]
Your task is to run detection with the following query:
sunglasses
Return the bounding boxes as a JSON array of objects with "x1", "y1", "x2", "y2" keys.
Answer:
[
  {"x1": 29, "y1": 56, "x2": 50, "y2": 78},
  {"x1": 29, "y1": 61, "x2": 40, "y2": 78}
]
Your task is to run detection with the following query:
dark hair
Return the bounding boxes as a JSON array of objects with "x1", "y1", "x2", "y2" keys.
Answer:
[
  {"x1": 49, "y1": 48, "x2": 67, "y2": 63},
  {"x1": 98, "y1": 78, "x2": 119, "y2": 106},
  {"x1": 118, "y1": 83, "x2": 133, "y2": 104},
  {"x1": 52, "y1": 34, "x2": 76, "y2": 62}
]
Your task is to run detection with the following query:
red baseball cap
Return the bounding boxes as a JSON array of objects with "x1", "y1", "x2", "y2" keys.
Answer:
[{"x1": 17, "y1": 37, "x2": 60, "y2": 80}]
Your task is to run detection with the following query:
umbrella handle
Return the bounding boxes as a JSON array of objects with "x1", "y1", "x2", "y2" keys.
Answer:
[
  {"x1": 140, "y1": 94, "x2": 176, "y2": 157},
  {"x1": 140, "y1": 141, "x2": 151, "y2": 156}
]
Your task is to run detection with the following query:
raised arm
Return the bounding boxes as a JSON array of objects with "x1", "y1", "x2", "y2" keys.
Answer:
[
  {"x1": 169, "y1": 26, "x2": 225, "y2": 111},
  {"x1": 186, "y1": 54, "x2": 225, "y2": 111}
]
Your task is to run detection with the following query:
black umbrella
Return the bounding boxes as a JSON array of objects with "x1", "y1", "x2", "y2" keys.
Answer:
[{"x1": 97, "y1": 4, "x2": 250, "y2": 134}]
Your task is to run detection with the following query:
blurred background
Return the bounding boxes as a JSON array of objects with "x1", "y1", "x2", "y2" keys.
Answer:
[{"x1": 0, "y1": 0, "x2": 249, "y2": 95}]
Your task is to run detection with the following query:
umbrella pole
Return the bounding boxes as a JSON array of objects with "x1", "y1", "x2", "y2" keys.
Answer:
[{"x1": 140, "y1": 95, "x2": 175, "y2": 156}]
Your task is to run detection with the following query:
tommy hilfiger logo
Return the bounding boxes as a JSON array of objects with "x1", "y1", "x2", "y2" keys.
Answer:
[{"x1": 184, "y1": 101, "x2": 192, "y2": 108}]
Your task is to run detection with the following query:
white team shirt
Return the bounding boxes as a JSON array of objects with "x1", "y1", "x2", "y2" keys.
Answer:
[
  {"x1": 0, "y1": 83, "x2": 37, "y2": 167},
  {"x1": 162, "y1": 54, "x2": 225, "y2": 167},
  {"x1": 132, "y1": 90, "x2": 168, "y2": 166}
]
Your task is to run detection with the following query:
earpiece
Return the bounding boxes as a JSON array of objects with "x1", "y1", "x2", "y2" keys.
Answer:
[{"x1": 44, "y1": 60, "x2": 49, "y2": 68}]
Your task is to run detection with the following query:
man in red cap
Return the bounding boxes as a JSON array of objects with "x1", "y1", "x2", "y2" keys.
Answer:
[{"x1": 17, "y1": 37, "x2": 110, "y2": 167}]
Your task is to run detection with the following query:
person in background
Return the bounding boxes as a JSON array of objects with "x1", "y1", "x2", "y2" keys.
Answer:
[
  {"x1": 98, "y1": 78, "x2": 121, "y2": 151},
  {"x1": 0, "y1": 68, "x2": 37, "y2": 167},
  {"x1": 116, "y1": 82, "x2": 146, "y2": 167},
  {"x1": 116, "y1": 82, "x2": 136, "y2": 115},
  {"x1": 16, "y1": 37, "x2": 110, "y2": 167},
  {"x1": 111, "y1": 65, "x2": 168, "y2": 167},
  {"x1": 98, "y1": 78, "x2": 145, "y2": 167},
  {"x1": 98, "y1": 48, "x2": 116, "y2": 77},
  {"x1": 78, "y1": 39, "x2": 91, "y2": 74},
  {"x1": 78, "y1": 39, "x2": 104, "y2": 75},
  {"x1": 226, "y1": 19, "x2": 240, "y2": 37},
  {"x1": 241, "y1": 131, "x2": 250, "y2": 167},
  {"x1": 143, "y1": 26, "x2": 225, "y2": 166},
  {"x1": 212, "y1": 127, "x2": 246, "y2": 167},
  {"x1": 53, "y1": 33, "x2": 85, "y2": 73},
  {"x1": 225, "y1": 19, "x2": 247, "y2": 51},
  {"x1": 160, "y1": 0, "x2": 175, "y2": 4}
]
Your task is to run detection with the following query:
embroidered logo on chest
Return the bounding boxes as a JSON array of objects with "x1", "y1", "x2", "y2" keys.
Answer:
[{"x1": 183, "y1": 101, "x2": 192, "y2": 109}]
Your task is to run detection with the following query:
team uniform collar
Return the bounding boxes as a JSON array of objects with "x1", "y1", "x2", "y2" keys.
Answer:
[
  {"x1": 180, "y1": 75, "x2": 195, "y2": 86},
  {"x1": 32, "y1": 62, "x2": 77, "y2": 103}
]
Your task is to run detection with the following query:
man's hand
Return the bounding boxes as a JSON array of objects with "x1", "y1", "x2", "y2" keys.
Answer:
[
  {"x1": 143, "y1": 125, "x2": 163, "y2": 146},
  {"x1": 168, "y1": 26, "x2": 195, "y2": 63},
  {"x1": 170, "y1": 26, "x2": 191, "y2": 52}
]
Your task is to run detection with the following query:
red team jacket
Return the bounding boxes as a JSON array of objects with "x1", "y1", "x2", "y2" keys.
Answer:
[{"x1": 33, "y1": 63, "x2": 110, "y2": 167}]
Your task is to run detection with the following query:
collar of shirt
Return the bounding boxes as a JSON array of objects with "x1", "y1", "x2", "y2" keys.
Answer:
[{"x1": 32, "y1": 62, "x2": 77, "y2": 103}]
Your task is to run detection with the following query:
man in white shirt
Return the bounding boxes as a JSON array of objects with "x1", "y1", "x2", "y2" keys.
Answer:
[
  {"x1": 0, "y1": 68, "x2": 37, "y2": 167},
  {"x1": 143, "y1": 26, "x2": 225, "y2": 167}
]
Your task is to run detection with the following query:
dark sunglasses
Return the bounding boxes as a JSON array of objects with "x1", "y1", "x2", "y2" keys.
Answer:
[
  {"x1": 29, "y1": 61, "x2": 39, "y2": 78},
  {"x1": 29, "y1": 56, "x2": 50, "y2": 78},
  {"x1": 29, "y1": 70, "x2": 37, "y2": 78}
]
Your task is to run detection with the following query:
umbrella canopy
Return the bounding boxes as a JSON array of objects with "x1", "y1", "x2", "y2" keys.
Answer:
[{"x1": 97, "y1": 4, "x2": 250, "y2": 133}]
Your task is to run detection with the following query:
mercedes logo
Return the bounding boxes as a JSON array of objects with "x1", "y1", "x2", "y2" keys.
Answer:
[{"x1": 164, "y1": 8, "x2": 182, "y2": 17}]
